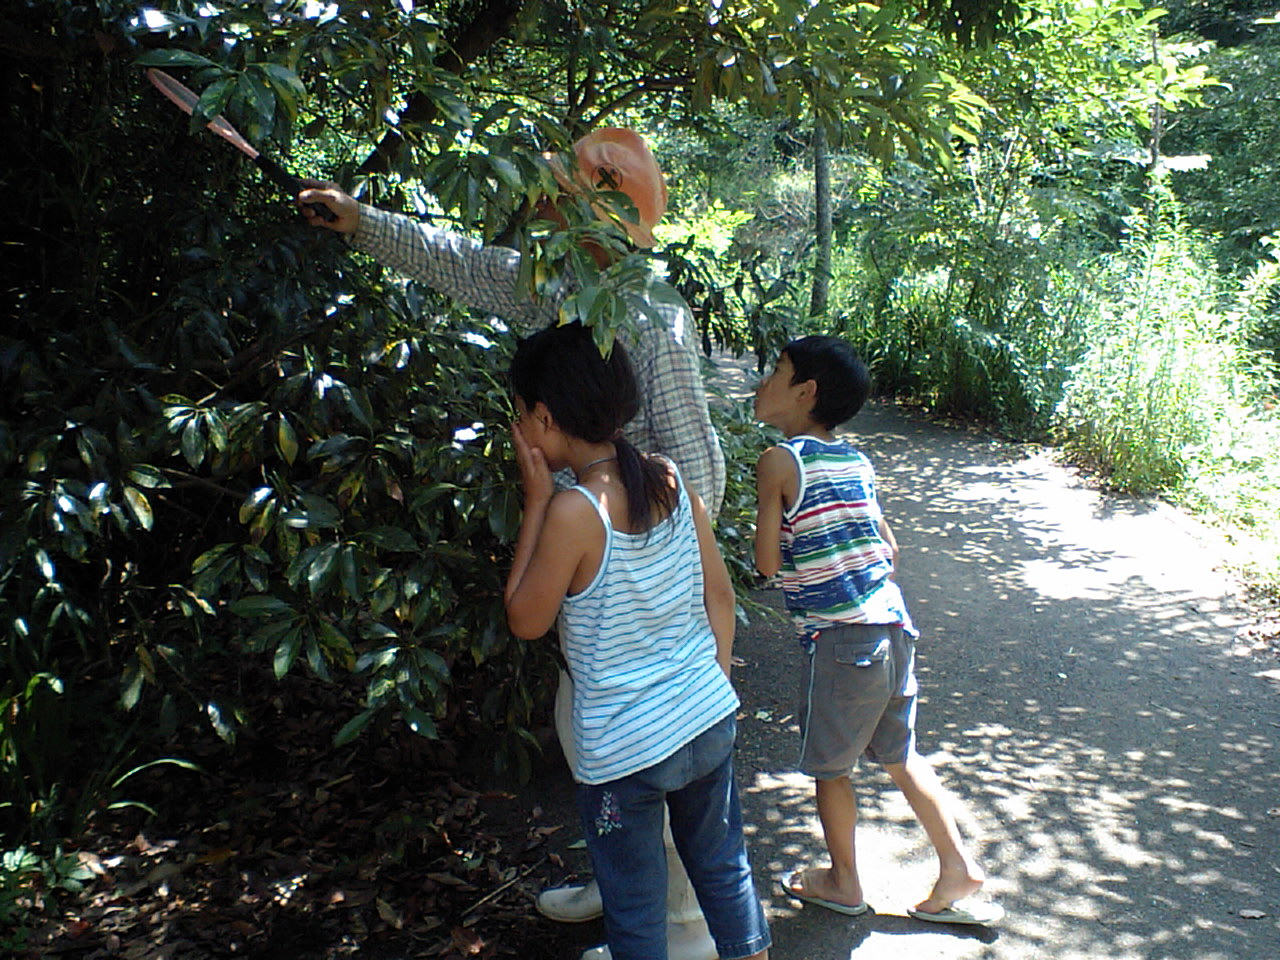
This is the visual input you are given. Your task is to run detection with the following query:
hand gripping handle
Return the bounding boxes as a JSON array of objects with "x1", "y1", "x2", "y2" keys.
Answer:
[{"x1": 253, "y1": 154, "x2": 337, "y2": 223}]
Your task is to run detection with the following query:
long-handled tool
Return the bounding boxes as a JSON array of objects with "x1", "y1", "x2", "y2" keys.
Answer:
[{"x1": 146, "y1": 67, "x2": 335, "y2": 221}]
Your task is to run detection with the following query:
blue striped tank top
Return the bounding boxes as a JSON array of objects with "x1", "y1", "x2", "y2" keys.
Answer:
[
  {"x1": 559, "y1": 462, "x2": 739, "y2": 785},
  {"x1": 779, "y1": 436, "x2": 914, "y2": 642}
]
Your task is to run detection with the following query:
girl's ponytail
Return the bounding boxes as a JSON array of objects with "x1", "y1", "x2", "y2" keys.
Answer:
[{"x1": 615, "y1": 435, "x2": 676, "y2": 534}]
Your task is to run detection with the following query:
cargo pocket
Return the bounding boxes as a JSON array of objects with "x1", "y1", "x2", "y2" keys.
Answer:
[
  {"x1": 833, "y1": 634, "x2": 891, "y2": 668},
  {"x1": 827, "y1": 630, "x2": 893, "y2": 706}
]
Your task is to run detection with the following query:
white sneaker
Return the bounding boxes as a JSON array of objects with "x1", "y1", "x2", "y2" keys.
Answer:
[
  {"x1": 666, "y1": 918, "x2": 717, "y2": 960},
  {"x1": 577, "y1": 921, "x2": 717, "y2": 960},
  {"x1": 536, "y1": 880, "x2": 604, "y2": 923}
]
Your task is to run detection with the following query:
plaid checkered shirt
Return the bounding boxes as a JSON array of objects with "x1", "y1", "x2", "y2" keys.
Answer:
[{"x1": 351, "y1": 204, "x2": 726, "y2": 517}]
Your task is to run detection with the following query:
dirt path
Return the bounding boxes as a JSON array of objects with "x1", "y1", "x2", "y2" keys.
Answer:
[
  {"x1": 517, "y1": 354, "x2": 1280, "y2": 960},
  {"x1": 718, "y1": 358, "x2": 1280, "y2": 960}
]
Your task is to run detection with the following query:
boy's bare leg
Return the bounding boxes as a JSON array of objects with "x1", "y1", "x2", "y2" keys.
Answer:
[
  {"x1": 883, "y1": 750, "x2": 985, "y2": 912},
  {"x1": 786, "y1": 775, "x2": 864, "y2": 907}
]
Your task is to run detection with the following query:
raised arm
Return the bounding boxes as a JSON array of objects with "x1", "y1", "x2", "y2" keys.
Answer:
[
  {"x1": 297, "y1": 182, "x2": 557, "y2": 333},
  {"x1": 504, "y1": 428, "x2": 596, "y2": 639}
]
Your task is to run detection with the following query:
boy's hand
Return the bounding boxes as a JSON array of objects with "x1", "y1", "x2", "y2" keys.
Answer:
[
  {"x1": 512, "y1": 424, "x2": 554, "y2": 508},
  {"x1": 297, "y1": 179, "x2": 360, "y2": 234}
]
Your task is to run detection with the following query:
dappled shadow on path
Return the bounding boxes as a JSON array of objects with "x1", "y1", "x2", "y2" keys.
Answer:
[{"x1": 717, "y1": 385, "x2": 1278, "y2": 960}]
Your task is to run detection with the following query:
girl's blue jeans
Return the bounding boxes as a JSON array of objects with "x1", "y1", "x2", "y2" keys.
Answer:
[{"x1": 575, "y1": 713, "x2": 771, "y2": 960}]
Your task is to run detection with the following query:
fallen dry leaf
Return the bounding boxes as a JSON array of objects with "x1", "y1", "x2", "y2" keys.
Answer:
[
  {"x1": 77, "y1": 852, "x2": 108, "y2": 876},
  {"x1": 193, "y1": 846, "x2": 236, "y2": 864},
  {"x1": 427, "y1": 871, "x2": 470, "y2": 887},
  {"x1": 451, "y1": 925, "x2": 487, "y2": 955},
  {"x1": 375, "y1": 897, "x2": 403, "y2": 929}
]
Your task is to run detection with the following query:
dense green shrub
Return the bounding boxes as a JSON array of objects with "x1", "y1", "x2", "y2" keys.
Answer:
[
  {"x1": 0, "y1": 0, "x2": 807, "y2": 864},
  {"x1": 0, "y1": 0, "x2": 567, "y2": 853},
  {"x1": 818, "y1": 157, "x2": 1098, "y2": 437}
]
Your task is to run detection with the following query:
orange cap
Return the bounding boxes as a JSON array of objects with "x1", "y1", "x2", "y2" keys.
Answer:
[{"x1": 549, "y1": 128, "x2": 668, "y2": 247}]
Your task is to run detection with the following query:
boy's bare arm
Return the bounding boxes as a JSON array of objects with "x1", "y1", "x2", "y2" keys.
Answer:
[
  {"x1": 691, "y1": 487, "x2": 735, "y2": 676},
  {"x1": 753, "y1": 446, "x2": 795, "y2": 578}
]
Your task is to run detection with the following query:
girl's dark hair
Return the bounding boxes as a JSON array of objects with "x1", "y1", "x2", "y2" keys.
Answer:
[
  {"x1": 784, "y1": 335, "x2": 871, "y2": 428},
  {"x1": 509, "y1": 322, "x2": 676, "y2": 532}
]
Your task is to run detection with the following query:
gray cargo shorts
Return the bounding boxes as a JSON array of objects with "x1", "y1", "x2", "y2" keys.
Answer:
[{"x1": 797, "y1": 622, "x2": 918, "y2": 778}]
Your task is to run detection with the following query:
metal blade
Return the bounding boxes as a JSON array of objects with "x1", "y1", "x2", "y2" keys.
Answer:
[{"x1": 146, "y1": 68, "x2": 260, "y2": 160}]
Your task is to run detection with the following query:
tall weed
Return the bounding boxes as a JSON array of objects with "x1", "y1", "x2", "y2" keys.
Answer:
[
  {"x1": 1180, "y1": 256, "x2": 1280, "y2": 586},
  {"x1": 1057, "y1": 217, "x2": 1257, "y2": 490}
]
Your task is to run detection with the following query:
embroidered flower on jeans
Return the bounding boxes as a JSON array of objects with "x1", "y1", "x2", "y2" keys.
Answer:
[{"x1": 594, "y1": 791, "x2": 622, "y2": 836}]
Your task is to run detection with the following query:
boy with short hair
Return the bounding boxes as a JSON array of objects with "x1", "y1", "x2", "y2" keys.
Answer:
[{"x1": 753, "y1": 335, "x2": 1002, "y2": 926}]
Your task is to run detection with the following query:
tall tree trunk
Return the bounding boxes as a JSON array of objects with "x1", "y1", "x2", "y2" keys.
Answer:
[{"x1": 810, "y1": 121, "x2": 832, "y2": 320}]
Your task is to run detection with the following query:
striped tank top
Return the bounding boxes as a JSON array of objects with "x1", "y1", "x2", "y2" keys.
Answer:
[
  {"x1": 779, "y1": 436, "x2": 914, "y2": 643},
  {"x1": 559, "y1": 462, "x2": 739, "y2": 785}
]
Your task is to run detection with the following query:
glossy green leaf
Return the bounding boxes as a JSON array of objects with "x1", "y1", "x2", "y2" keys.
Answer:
[
  {"x1": 120, "y1": 662, "x2": 145, "y2": 711},
  {"x1": 273, "y1": 626, "x2": 302, "y2": 678},
  {"x1": 238, "y1": 71, "x2": 277, "y2": 135},
  {"x1": 307, "y1": 541, "x2": 340, "y2": 593},
  {"x1": 333, "y1": 708, "x2": 375, "y2": 746},
  {"x1": 122, "y1": 486, "x2": 154, "y2": 531},
  {"x1": 294, "y1": 494, "x2": 341, "y2": 529},
  {"x1": 276, "y1": 416, "x2": 299, "y2": 465},
  {"x1": 339, "y1": 545, "x2": 360, "y2": 597},
  {"x1": 318, "y1": 620, "x2": 355, "y2": 663},
  {"x1": 229, "y1": 595, "x2": 293, "y2": 618},
  {"x1": 254, "y1": 62, "x2": 307, "y2": 118},
  {"x1": 193, "y1": 77, "x2": 236, "y2": 128},
  {"x1": 205, "y1": 702, "x2": 237, "y2": 744},
  {"x1": 127, "y1": 464, "x2": 168, "y2": 489},
  {"x1": 401, "y1": 706, "x2": 438, "y2": 739},
  {"x1": 180, "y1": 417, "x2": 206, "y2": 468},
  {"x1": 423, "y1": 85, "x2": 472, "y2": 128},
  {"x1": 135, "y1": 49, "x2": 219, "y2": 69},
  {"x1": 360, "y1": 526, "x2": 419, "y2": 552}
]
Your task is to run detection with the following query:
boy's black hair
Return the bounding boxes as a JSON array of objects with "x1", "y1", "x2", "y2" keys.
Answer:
[
  {"x1": 509, "y1": 322, "x2": 675, "y2": 532},
  {"x1": 784, "y1": 335, "x2": 871, "y2": 429}
]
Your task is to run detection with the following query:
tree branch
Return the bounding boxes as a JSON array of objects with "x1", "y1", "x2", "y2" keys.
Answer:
[
  {"x1": 357, "y1": 0, "x2": 528, "y2": 177},
  {"x1": 585, "y1": 76, "x2": 688, "y2": 128}
]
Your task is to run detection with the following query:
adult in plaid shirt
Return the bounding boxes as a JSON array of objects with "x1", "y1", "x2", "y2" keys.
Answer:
[{"x1": 300, "y1": 129, "x2": 726, "y2": 960}]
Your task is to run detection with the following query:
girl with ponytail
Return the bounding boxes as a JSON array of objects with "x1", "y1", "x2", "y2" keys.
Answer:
[{"x1": 504, "y1": 322, "x2": 771, "y2": 960}]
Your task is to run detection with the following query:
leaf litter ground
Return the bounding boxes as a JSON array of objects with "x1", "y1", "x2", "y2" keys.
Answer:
[{"x1": 19, "y1": 670, "x2": 595, "y2": 960}]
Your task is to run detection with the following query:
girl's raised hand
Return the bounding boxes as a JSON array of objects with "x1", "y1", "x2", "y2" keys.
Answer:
[{"x1": 512, "y1": 423, "x2": 554, "y2": 507}]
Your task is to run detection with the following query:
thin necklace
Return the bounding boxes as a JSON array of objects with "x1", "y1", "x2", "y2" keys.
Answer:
[{"x1": 577, "y1": 455, "x2": 617, "y2": 479}]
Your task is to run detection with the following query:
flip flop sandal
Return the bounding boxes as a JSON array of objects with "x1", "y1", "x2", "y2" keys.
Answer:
[
  {"x1": 780, "y1": 872, "x2": 869, "y2": 917},
  {"x1": 908, "y1": 900, "x2": 1005, "y2": 926}
]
